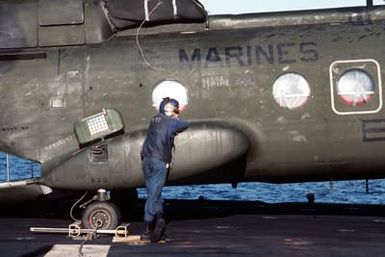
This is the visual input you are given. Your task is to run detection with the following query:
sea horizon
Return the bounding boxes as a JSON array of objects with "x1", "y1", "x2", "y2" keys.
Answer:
[{"x1": 1, "y1": 152, "x2": 384, "y2": 205}]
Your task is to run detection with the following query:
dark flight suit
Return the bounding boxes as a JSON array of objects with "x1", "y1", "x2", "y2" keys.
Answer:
[{"x1": 141, "y1": 112, "x2": 189, "y2": 223}]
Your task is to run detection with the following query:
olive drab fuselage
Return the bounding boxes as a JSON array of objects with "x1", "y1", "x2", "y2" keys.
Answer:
[{"x1": 1, "y1": 1, "x2": 385, "y2": 191}]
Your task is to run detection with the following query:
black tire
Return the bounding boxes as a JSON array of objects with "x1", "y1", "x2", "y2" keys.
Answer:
[{"x1": 82, "y1": 201, "x2": 120, "y2": 230}]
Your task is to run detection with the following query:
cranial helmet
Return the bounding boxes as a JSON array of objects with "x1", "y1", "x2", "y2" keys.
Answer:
[
  {"x1": 168, "y1": 98, "x2": 179, "y2": 109},
  {"x1": 159, "y1": 97, "x2": 179, "y2": 114}
]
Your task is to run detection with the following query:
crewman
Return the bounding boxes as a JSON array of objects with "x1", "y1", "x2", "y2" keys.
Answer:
[{"x1": 141, "y1": 97, "x2": 189, "y2": 242}]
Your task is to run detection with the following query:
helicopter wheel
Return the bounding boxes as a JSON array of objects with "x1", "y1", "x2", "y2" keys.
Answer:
[{"x1": 82, "y1": 201, "x2": 120, "y2": 230}]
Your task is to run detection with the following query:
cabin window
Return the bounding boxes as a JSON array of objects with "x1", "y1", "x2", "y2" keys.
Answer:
[
  {"x1": 329, "y1": 59, "x2": 382, "y2": 115},
  {"x1": 152, "y1": 80, "x2": 189, "y2": 112},
  {"x1": 272, "y1": 73, "x2": 310, "y2": 109},
  {"x1": 337, "y1": 69, "x2": 374, "y2": 106}
]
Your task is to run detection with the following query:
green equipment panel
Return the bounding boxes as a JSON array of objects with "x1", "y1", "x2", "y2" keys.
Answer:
[{"x1": 74, "y1": 109, "x2": 124, "y2": 145}]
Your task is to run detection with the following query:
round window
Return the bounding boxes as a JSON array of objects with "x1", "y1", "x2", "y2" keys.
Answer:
[
  {"x1": 152, "y1": 80, "x2": 189, "y2": 112},
  {"x1": 272, "y1": 73, "x2": 311, "y2": 109},
  {"x1": 337, "y1": 69, "x2": 375, "y2": 106}
]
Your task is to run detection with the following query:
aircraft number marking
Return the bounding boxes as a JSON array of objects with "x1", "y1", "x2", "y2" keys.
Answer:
[
  {"x1": 0, "y1": 125, "x2": 30, "y2": 132},
  {"x1": 91, "y1": 177, "x2": 109, "y2": 184}
]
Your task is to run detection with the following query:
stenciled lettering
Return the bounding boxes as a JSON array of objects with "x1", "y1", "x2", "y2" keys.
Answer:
[
  {"x1": 256, "y1": 44, "x2": 274, "y2": 64},
  {"x1": 277, "y1": 43, "x2": 296, "y2": 64},
  {"x1": 299, "y1": 42, "x2": 319, "y2": 62},
  {"x1": 178, "y1": 42, "x2": 319, "y2": 67},
  {"x1": 205, "y1": 47, "x2": 223, "y2": 67},
  {"x1": 179, "y1": 48, "x2": 201, "y2": 65},
  {"x1": 246, "y1": 46, "x2": 253, "y2": 66},
  {"x1": 225, "y1": 46, "x2": 244, "y2": 66},
  {"x1": 202, "y1": 75, "x2": 229, "y2": 89}
]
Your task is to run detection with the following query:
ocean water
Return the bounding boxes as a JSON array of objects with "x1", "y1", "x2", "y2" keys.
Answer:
[
  {"x1": 0, "y1": 154, "x2": 41, "y2": 181},
  {"x1": 1, "y1": 153, "x2": 385, "y2": 205}
]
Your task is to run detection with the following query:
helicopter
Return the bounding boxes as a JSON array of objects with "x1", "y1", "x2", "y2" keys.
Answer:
[{"x1": 1, "y1": 0, "x2": 385, "y2": 228}]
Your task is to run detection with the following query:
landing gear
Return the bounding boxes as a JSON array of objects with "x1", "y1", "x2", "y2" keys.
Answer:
[
  {"x1": 82, "y1": 201, "x2": 120, "y2": 230},
  {"x1": 80, "y1": 189, "x2": 121, "y2": 230}
]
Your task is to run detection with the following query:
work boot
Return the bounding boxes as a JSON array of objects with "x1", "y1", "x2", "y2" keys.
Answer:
[
  {"x1": 160, "y1": 228, "x2": 167, "y2": 241},
  {"x1": 150, "y1": 213, "x2": 166, "y2": 243},
  {"x1": 140, "y1": 221, "x2": 153, "y2": 241}
]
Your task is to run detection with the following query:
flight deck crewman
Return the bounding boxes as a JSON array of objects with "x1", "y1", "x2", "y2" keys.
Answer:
[{"x1": 140, "y1": 97, "x2": 189, "y2": 242}]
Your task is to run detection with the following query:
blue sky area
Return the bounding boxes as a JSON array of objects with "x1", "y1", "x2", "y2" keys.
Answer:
[{"x1": 201, "y1": 0, "x2": 384, "y2": 14}]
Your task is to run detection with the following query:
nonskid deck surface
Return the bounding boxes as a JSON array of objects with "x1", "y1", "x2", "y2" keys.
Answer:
[{"x1": 1, "y1": 200, "x2": 385, "y2": 257}]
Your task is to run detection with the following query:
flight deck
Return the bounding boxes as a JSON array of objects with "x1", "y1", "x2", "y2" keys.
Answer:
[{"x1": 1, "y1": 199, "x2": 385, "y2": 257}]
